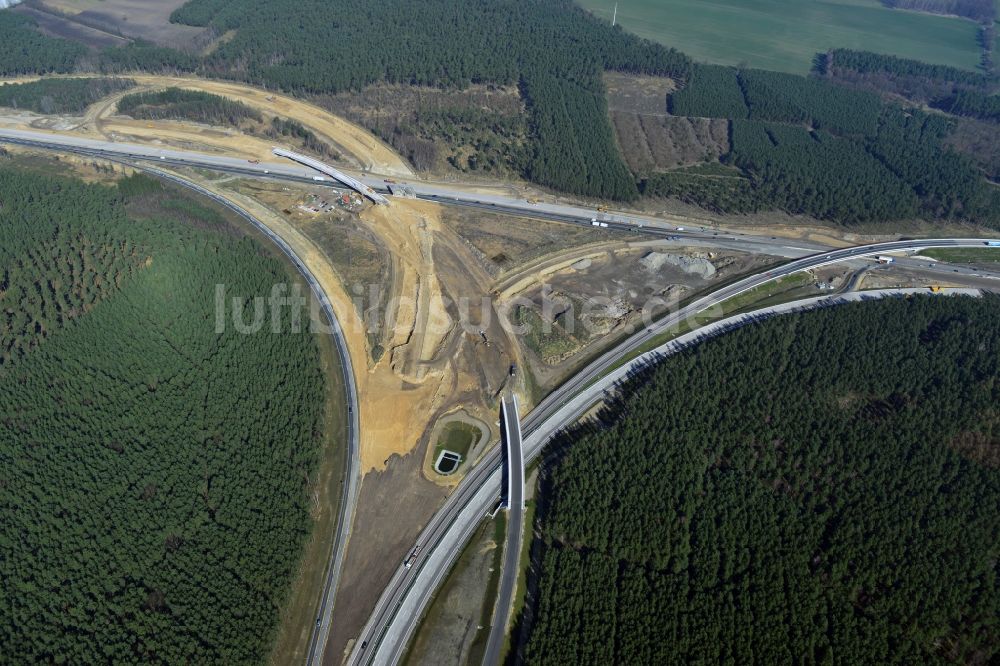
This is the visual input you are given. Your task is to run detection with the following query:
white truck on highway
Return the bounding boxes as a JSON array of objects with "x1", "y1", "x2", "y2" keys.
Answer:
[
  {"x1": 875, "y1": 255, "x2": 895, "y2": 264},
  {"x1": 404, "y1": 545, "x2": 422, "y2": 569}
]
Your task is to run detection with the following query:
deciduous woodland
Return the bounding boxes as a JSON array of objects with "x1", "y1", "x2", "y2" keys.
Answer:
[
  {"x1": 0, "y1": 167, "x2": 328, "y2": 662},
  {"x1": 520, "y1": 296, "x2": 1000, "y2": 665}
]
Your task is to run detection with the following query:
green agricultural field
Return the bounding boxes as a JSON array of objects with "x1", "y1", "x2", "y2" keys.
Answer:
[{"x1": 577, "y1": 0, "x2": 982, "y2": 74}]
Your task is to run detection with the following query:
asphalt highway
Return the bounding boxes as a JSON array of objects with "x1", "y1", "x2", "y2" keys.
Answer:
[
  {"x1": 131, "y1": 166, "x2": 361, "y2": 666},
  {"x1": 482, "y1": 396, "x2": 525, "y2": 666},
  {"x1": 349, "y1": 238, "x2": 999, "y2": 666},
  {"x1": 3, "y1": 128, "x2": 999, "y2": 665}
]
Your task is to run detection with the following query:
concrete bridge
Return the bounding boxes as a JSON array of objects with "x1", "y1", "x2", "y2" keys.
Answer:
[
  {"x1": 483, "y1": 395, "x2": 525, "y2": 665},
  {"x1": 272, "y1": 147, "x2": 390, "y2": 204}
]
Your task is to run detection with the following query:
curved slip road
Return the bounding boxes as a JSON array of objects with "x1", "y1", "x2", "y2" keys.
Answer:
[
  {"x1": 3, "y1": 128, "x2": 999, "y2": 664},
  {"x1": 133, "y1": 166, "x2": 361, "y2": 666},
  {"x1": 349, "y1": 240, "x2": 998, "y2": 666},
  {"x1": 481, "y1": 396, "x2": 525, "y2": 666}
]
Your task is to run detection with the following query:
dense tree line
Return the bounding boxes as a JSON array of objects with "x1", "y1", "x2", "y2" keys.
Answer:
[
  {"x1": 266, "y1": 116, "x2": 341, "y2": 161},
  {"x1": 667, "y1": 64, "x2": 748, "y2": 119},
  {"x1": 819, "y1": 48, "x2": 996, "y2": 102},
  {"x1": 520, "y1": 295, "x2": 1000, "y2": 664},
  {"x1": 0, "y1": 12, "x2": 86, "y2": 77},
  {"x1": 671, "y1": 65, "x2": 884, "y2": 135},
  {"x1": 662, "y1": 59, "x2": 1000, "y2": 225},
  {"x1": 640, "y1": 170, "x2": 760, "y2": 214},
  {"x1": 666, "y1": 120, "x2": 921, "y2": 223},
  {"x1": 739, "y1": 69, "x2": 882, "y2": 135},
  {"x1": 932, "y1": 89, "x2": 1000, "y2": 122},
  {"x1": 883, "y1": 0, "x2": 995, "y2": 22},
  {"x1": 728, "y1": 121, "x2": 919, "y2": 223},
  {"x1": 117, "y1": 87, "x2": 261, "y2": 125},
  {"x1": 866, "y1": 106, "x2": 1000, "y2": 221},
  {"x1": 0, "y1": 167, "x2": 329, "y2": 662},
  {"x1": 0, "y1": 78, "x2": 135, "y2": 114},
  {"x1": 166, "y1": 0, "x2": 691, "y2": 199},
  {"x1": 98, "y1": 41, "x2": 199, "y2": 74},
  {"x1": 823, "y1": 48, "x2": 993, "y2": 86},
  {"x1": 0, "y1": 169, "x2": 144, "y2": 365}
]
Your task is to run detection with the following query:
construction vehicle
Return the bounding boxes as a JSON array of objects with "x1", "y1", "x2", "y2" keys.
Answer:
[
  {"x1": 526, "y1": 198, "x2": 538, "y2": 204},
  {"x1": 404, "y1": 545, "x2": 422, "y2": 569},
  {"x1": 929, "y1": 285, "x2": 942, "y2": 293},
  {"x1": 875, "y1": 255, "x2": 895, "y2": 264},
  {"x1": 384, "y1": 178, "x2": 396, "y2": 184},
  {"x1": 597, "y1": 206, "x2": 608, "y2": 212},
  {"x1": 248, "y1": 159, "x2": 260, "y2": 164}
]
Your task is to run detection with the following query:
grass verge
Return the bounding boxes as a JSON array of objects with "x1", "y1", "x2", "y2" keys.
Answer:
[
  {"x1": 402, "y1": 513, "x2": 507, "y2": 666},
  {"x1": 921, "y1": 247, "x2": 1000, "y2": 264}
]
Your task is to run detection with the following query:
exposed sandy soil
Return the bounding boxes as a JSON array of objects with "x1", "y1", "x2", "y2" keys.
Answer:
[
  {"x1": 121, "y1": 76, "x2": 414, "y2": 176},
  {"x1": 352, "y1": 199, "x2": 523, "y2": 471},
  {"x1": 504, "y1": 241, "x2": 781, "y2": 388},
  {"x1": 0, "y1": 74, "x2": 413, "y2": 176},
  {"x1": 6, "y1": 75, "x2": 933, "y2": 665}
]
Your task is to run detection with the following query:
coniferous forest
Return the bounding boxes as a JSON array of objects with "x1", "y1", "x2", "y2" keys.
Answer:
[
  {"x1": 0, "y1": 166, "x2": 329, "y2": 662},
  {"x1": 0, "y1": 78, "x2": 135, "y2": 115},
  {"x1": 521, "y1": 295, "x2": 1000, "y2": 665},
  {"x1": 2, "y1": 1, "x2": 1000, "y2": 223},
  {"x1": 168, "y1": 0, "x2": 691, "y2": 201},
  {"x1": 662, "y1": 63, "x2": 1000, "y2": 225},
  {"x1": 116, "y1": 87, "x2": 262, "y2": 125}
]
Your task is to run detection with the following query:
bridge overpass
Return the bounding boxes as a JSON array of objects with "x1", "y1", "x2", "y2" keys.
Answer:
[
  {"x1": 483, "y1": 395, "x2": 525, "y2": 665},
  {"x1": 271, "y1": 147, "x2": 390, "y2": 205}
]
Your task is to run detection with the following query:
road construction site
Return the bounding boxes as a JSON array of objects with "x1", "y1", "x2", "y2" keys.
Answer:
[{"x1": 2, "y1": 74, "x2": 999, "y2": 666}]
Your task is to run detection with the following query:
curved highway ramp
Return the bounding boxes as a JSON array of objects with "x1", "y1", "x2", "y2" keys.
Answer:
[{"x1": 483, "y1": 396, "x2": 526, "y2": 665}]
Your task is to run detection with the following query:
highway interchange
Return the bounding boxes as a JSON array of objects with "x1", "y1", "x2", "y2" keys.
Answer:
[
  {"x1": 482, "y1": 396, "x2": 525, "y2": 666},
  {"x1": 347, "y1": 238, "x2": 999, "y2": 666},
  {"x1": 2, "y1": 127, "x2": 998, "y2": 666}
]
